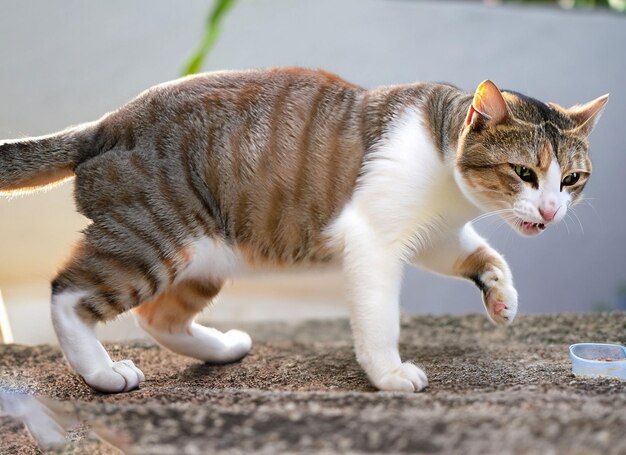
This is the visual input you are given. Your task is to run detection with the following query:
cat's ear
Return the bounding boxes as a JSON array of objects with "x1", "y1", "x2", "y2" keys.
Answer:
[
  {"x1": 566, "y1": 94, "x2": 609, "y2": 135},
  {"x1": 465, "y1": 80, "x2": 509, "y2": 130}
]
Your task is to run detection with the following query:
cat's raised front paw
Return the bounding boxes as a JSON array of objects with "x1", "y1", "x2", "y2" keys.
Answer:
[
  {"x1": 81, "y1": 359, "x2": 145, "y2": 393},
  {"x1": 374, "y1": 362, "x2": 428, "y2": 392},
  {"x1": 483, "y1": 276, "x2": 518, "y2": 326}
]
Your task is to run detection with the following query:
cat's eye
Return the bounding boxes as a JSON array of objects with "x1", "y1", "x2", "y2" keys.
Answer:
[
  {"x1": 511, "y1": 164, "x2": 537, "y2": 184},
  {"x1": 562, "y1": 172, "x2": 580, "y2": 186}
]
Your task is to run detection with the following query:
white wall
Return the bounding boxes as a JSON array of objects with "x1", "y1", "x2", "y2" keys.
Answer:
[{"x1": 1, "y1": 0, "x2": 625, "y2": 343}]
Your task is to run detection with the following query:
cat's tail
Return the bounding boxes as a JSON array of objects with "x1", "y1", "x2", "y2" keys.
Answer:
[{"x1": 0, "y1": 122, "x2": 102, "y2": 195}]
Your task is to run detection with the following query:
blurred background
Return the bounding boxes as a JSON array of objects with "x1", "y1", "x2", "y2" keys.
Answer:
[{"x1": 0, "y1": 0, "x2": 624, "y2": 345}]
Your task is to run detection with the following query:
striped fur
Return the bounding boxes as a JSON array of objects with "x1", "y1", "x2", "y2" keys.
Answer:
[{"x1": 0, "y1": 68, "x2": 607, "y2": 393}]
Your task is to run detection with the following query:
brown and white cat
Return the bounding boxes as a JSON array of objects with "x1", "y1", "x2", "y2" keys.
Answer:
[{"x1": 0, "y1": 68, "x2": 607, "y2": 393}]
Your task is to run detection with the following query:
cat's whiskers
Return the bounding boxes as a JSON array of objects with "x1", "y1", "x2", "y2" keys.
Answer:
[
  {"x1": 504, "y1": 218, "x2": 516, "y2": 246},
  {"x1": 560, "y1": 214, "x2": 571, "y2": 235},
  {"x1": 573, "y1": 197, "x2": 601, "y2": 222},
  {"x1": 567, "y1": 210, "x2": 585, "y2": 235},
  {"x1": 492, "y1": 218, "x2": 512, "y2": 237},
  {"x1": 472, "y1": 210, "x2": 518, "y2": 239},
  {"x1": 470, "y1": 208, "x2": 515, "y2": 224}
]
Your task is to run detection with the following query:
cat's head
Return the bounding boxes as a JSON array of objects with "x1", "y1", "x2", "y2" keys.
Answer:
[{"x1": 455, "y1": 80, "x2": 608, "y2": 236}]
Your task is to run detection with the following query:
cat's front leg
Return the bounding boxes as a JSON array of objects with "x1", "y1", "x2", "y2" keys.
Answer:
[
  {"x1": 341, "y1": 213, "x2": 428, "y2": 392},
  {"x1": 413, "y1": 223, "x2": 518, "y2": 326}
]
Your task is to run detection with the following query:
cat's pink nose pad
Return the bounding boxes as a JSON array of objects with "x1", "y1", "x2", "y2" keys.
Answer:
[
  {"x1": 538, "y1": 207, "x2": 556, "y2": 222},
  {"x1": 493, "y1": 302, "x2": 506, "y2": 314}
]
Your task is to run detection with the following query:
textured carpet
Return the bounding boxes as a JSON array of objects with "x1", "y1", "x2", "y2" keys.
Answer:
[{"x1": 1, "y1": 313, "x2": 625, "y2": 454}]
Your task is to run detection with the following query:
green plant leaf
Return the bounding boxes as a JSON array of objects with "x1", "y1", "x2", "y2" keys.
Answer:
[{"x1": 182, "y1": 0, "x2": 237, "y2": 76}]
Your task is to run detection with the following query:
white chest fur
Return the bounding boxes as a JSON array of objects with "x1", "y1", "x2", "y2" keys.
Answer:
[{"x1": 327, "y1": 106, "x2": 478, "y2": 259}]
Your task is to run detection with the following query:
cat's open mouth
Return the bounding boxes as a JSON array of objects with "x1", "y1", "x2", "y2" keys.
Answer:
[{"x1": 518, "y1": 220, "x2": 546, "y2": 236}]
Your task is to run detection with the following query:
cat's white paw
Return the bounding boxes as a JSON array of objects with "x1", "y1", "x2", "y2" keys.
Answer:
[
  {"x1": 81, "y1": 360, "x2": 145, "y2": 393},
  {"x1": 483, "y1": 278, "x2": 518, "y2": 326},
  {"x1": 220, "y1": 329, "x2": 252, "y2": 363},
  {"x1": 375, "y1": 362, "x2": 428, "y2": 392},
  {"x1": 192, "y1": 327, "x2": 252, "y2": 363},
  {"x1": 137, "y1": 316, "x2": 252, "y2": 364}
]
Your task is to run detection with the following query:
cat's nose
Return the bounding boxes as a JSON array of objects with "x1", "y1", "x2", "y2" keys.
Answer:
[{"x1": 538, "y1": 207, "x2": 557, "y2": 222}]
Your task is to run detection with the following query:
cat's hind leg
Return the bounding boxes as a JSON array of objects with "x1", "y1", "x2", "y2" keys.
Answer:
[
  {"x1": 50, "y1": 238, "x2": 172, "y2": 393},
  {"x1": 134, "y1": 280, "x2": 252, "y2": 364},
  {"x1": 51, "y1": 288, "x2": 145, "y2": 393}
]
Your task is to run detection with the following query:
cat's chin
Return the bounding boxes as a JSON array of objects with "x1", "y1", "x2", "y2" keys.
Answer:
[{"x1": 512, "y1": 219, "x2": 546, "y2": 237}]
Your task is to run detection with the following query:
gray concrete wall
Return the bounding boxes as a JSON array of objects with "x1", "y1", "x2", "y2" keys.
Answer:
[{"x1": 1, "y1": 0, "x2": 624, "y2": 321}]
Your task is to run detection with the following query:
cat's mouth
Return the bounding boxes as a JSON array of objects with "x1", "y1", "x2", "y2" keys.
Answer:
[{"x1": 517, "y1": 219, "x2": 546, "y2": 236}]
